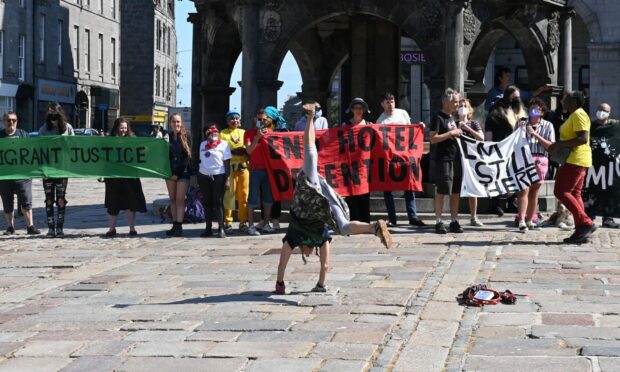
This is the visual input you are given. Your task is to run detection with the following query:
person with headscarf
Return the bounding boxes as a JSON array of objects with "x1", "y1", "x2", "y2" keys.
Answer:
[
  {"x1": 220, "y1": 110, "x2": 249, "y2": 233},
  {"x1": 198, "y1": 124, "x2": 232, "y2": 238},
  {"x1": 244, "y1": 107, "x2": 285, "y2": 235}
]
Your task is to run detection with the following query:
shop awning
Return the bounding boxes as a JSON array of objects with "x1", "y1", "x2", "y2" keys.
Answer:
[{"x1": 0, "y1": 82, "x2": 19, "y2": 97}]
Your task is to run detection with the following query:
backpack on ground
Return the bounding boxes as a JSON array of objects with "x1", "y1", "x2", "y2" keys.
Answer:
[{"x1": 184, "y1": 186, "x2": 206, "y2": 223}]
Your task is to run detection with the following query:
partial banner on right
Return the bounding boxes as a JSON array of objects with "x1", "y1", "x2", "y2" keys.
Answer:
[{"x1": 584, "y1": 124, "x2": 620, "y2": 218}]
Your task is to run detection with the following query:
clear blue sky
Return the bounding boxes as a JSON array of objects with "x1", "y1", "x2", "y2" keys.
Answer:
[{"x1": 175, "y1": 2, "x2": 302, "y2": 111}]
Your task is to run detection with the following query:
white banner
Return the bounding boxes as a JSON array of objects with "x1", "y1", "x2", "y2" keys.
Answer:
[{"x1": 458, "y1": 127, "x2": 540, "y2": 197}]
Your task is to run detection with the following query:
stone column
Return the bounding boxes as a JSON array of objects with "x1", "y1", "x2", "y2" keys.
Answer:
[
  {"x1": 203, "y1": 87, "x2": 237, "y2": 127},
  {"x1": 559, "y1": 10, "x2": 575, "y2": 93},
  {"x1": 257, "y1": 79, "x2": 283, "y2": 109},
  {"x1": 240, "y1": 0, "x2": 260, "y2": 128},
  {"x1": 445, "y1": 1, "x2": 465, "y2": 94},
  {"x1": 189, "y1": 13, "x2": 203, "y2": 158}
]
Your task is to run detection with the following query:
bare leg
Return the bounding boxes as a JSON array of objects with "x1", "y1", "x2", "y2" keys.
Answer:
[
  {"x1": 468, "y1": 197, "x2": 477, "y2": 219},
  {"x1": 126, "y1": 211, "x2": 137, "y2": 232},
  {"x1": 247, "y1": 207, "x2": 255, "y2": 226},
  {"x1": 262, "y1": 205, "x2": 272, "y2": 226},
  {"x1": 317, "y1": 241, "x2": 330, "y2": 286},
  {"x1": 517, "y1": 188, "x2": 529, "y2": 220},
  {"x1": 108, "y1": 214, "x2": 118, "y2": 231},
  {"x1": 434, "y1": 194, "x2": 445, "y2": 221},
  {"x1": 165, "y1": 180, "x2": 178, "y2": 221},
  {"x1": 21, "y1": 209, "x2": 34, "y2": 228},
  {"x1": 4, "y1": 212, "x2": 14, "y2": 228},
  {"x1": 276, "y1": 241, "x2": 294, "y2": 282},
  {"x1": 449, "y1": 193, "x2": 460, "y2": 220},
  {"x1": 526, "y1": 183, "x2": 542, "y2": 221},
  {"x1": 175, "y1": 181, "x2": 189, "y2": 223}
]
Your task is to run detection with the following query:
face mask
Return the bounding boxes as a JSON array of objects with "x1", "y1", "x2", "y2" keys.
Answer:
[
  {"x1": 529, "y1": 108, "x2": 542, "y2": 118},
  {"x1": 458, "y1": 107, "x2": 468, "y2": 117},
  {"x1": 597, "y1": 110, "x2": 610, "y2": 121},
  {"x1": 315, "y1": 110, "x2": 322, "y2": 119},
  {"x1": 210, "y1": 135, "x2": 219, "y2": 142},
  {"x1": 256, "y1": 120, "x2": 262, "y2": 128}
]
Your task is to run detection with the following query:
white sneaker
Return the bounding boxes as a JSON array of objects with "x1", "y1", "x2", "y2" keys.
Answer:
[
  {"x1": 470, "y1": 217, "x2": 484, "y2": 227},
  {"x1": 262, "y1": 224, "x2": 275, "y2": 233},
  {"x1": 518, "y1": 219, "x2": 528, "y2": 232},
  {"x1": 271, "y1": 219, "x2": 280, "y2": 229},
  {"x1": 526, "y1": 221, "x2": 541, "y2": 231},
  {"x1": 248, "y1": 225, "x2": 261, "y2": 236}
]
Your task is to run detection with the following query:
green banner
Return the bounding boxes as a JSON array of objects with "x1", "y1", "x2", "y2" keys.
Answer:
[{"x1": 0, "y1": 136, "x2": 171, "y2": 180}]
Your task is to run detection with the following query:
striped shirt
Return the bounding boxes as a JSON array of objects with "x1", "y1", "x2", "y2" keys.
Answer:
[{"x1": 527, "y1": 118, "x2": 555, "y2": 156}]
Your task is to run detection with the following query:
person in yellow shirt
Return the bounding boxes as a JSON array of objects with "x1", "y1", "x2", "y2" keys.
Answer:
[
  {"x1": 548, "y1": 91, "x2": 596, "y2": 244},
  {"x1": 220, "y1": 110, "x2": 250, "y2": 233}
]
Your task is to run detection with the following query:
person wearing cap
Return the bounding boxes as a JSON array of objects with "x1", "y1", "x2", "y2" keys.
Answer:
[
  {"x1": 274, "y1": 102, "x2": 392, "y2": 295},
  {"x1": 375, "y1": 92, "x2": 426, "y2": 228},
  {"x1": 221, "y1": 110, "x2": 250, "y2": 233},
  {"x1": 244, "y1": 106, "x2": 287, "y2": 235},
  {"x1": 294, "y1": 101, "x2": 329, "y2": 131},
  {"x1": 198, "y1": 124, "x2": 232, "y2": 238},
  {"x1": 340, "y1": 98, "x2": 372, "y2": 223}
]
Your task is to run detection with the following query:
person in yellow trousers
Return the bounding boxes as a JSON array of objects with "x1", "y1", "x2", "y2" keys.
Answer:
[{"x1": 221, "y1": 110, "x2": 250, "y2": 233}]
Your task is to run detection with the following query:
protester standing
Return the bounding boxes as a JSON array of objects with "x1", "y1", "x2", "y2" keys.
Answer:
[
  {"x1": 0, "y1": 112, "x2": 40, "y2": 235},
  {"x1": 221, "y1": 110, "x2": 249, "y2": 233},
  {"x1": 198, "y1": 125, "x2": 231, "y2": 238},
  {"x1": 375, "y1": 92, "x2": 425, "y2": 227},
  {"x1": 516, "y1": 98, "x2": 555, "y2": 231},
  {"x1": 165, "y1": 113, "x2": 192, "y2": 237},
  {"x1": 485, "y1": 86, "x2": 527, "y2": 216},
  {"x1": 294, "y1": 101, "x2": 328, "y2": 131},
  {"x1": 549, "y1": 91, "x2": 597, "y2": 244},
  {"x1": 244, "y1": 108, "x2": 276, "y2": 235},
  {"x1": 38, "y1": 103, "x2": 74, "y2": 237},
  {"x1": 456, "y1": 99, "x2": 485, "y2": 226},
  {"x1": 104, "y1": 118, "x2": 147, "y2": 237},
  {"x1": 341, "y1": 98, "x2": 372, "y2": 223},
  {"x1": 485, "y1": 67, "x2": 550, "y2": 111},
  {"x1": 430, "y1": 89, "x2": 463, "y2": 234},
  {"x1": 590, "y1": 103, "x2": 619, "y2": 228}
]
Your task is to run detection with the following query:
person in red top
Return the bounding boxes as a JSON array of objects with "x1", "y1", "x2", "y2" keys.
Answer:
[{"x1": 244, "y1": 108, "x2": 276, "y2": 236}]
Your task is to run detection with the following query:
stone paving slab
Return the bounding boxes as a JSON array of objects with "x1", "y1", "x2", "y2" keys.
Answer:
[{"x1": 0, "y1": 179, "x2": 618, "y2": 371}]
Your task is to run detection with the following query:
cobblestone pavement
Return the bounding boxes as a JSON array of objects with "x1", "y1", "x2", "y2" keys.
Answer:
[{"x1": 0, "y1": 179, "x2": 619, "y2": 371}]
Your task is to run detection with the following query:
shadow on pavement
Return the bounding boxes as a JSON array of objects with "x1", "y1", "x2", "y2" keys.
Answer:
[{"x1": 113, "y1": 291, "x2": 300, "y2": 307}]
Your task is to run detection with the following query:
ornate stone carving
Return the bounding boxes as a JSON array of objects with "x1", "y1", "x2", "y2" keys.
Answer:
[
  {"x1": 513, "y1": 4, "x2": 539, "y2": 25},
  {"x1": 547, "y1": 11, "x2": 560, "y2": 52},
  {"x1": 265, "y1": 0, "x2": 281, "y2": 10},
  {"x1": 463, "y1": 5, "x2": 477, "y2": 45},
  {"x1": 419, "y1": 1, "x2": 442, "y2": 43},
  {"x1": 262, "y1": 10, "x2": 282, "y2": 42}
]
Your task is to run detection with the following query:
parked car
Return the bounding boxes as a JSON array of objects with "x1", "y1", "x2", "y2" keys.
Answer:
[{"x1": 74, "y1": 128, "x2": 99, "y2": 136}]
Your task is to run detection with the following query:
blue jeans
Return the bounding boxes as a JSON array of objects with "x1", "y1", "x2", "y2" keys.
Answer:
[
  {"x1": 247, "y1": 169, "x2": 274, "y2": 208},
  {"x1": 384, "y1": 191, "x2": 417, "y2": 223}
]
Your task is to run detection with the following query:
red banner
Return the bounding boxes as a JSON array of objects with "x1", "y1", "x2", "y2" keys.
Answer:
[{"x1": 260, "y1": 124, "x2": 424, "y2": 201}]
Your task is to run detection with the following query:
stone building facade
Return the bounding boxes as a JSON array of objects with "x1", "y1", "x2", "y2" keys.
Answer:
[
  {"x1": 120, "y1": 0, "x2": 177, "y2": 134},
  {"x1": 0, "y1": 0, "x2": 121, "y2": 132}
]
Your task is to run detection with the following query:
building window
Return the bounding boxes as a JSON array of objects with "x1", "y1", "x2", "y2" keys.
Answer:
[
  {"x1": 18, "y1": 35, "x2": 26, "y2": 81},
  {"x1": 156, "y1": 20, "x2": 161, "y2": 51},
  {"x1": 84, "y1": 0, "x2": 91, "y2": 8},
  {"x1": 167, "y1": 27, "x2": 171, "y2": 56},
  {"x1": 84, "y1": 29, "x2": 90, "y2": 72},
  {"x1": 155, "y1": 65, "x2": 160, "y2": 97},
  {"x1": 20, "y1": 0, "x2": 26, "y2": 8},
  {"x1": 166, "y1": 68, "x2": 170, "y2": 99},
  {"x1": 111, "y1": 0, "x2": 116, "y2": 19},
  {"x1": 111, "y1": 37, "x2": 116, "y2": 77},
  {"x1": 39, "y1": 14, "x2": 46, "y2": 63},
  {"x1": 0, "y1": 31, "x2": 3, "y2": 78},
  {"x1": 100, "y1": 0, "x2": 104, "y2": 14},
  {"x1": 58, "y1": 20, "x2": 63, "y2": 67},
  {"x1": 73, "y1": 26, "x2": 80, "y2": 70},
  {"x1": 98, "y1": 33, "x2": 103, "y2": 75}
]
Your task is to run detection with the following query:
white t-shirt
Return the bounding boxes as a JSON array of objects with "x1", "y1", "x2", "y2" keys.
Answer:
[
  {"x1": 199, "y1": 140, "x2": 232, "y2": 176},
  {"x1": 376, "y1": 108, "x2": 411, "y2": 125}
]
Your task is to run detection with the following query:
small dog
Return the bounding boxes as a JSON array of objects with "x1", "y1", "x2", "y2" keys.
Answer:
[{"x1": 541, "y1": 203, "x2": 574, "y2": 230}]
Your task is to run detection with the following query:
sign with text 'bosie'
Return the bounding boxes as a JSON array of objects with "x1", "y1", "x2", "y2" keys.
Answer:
[
  {"x1": 0, "y1": 136, "x2": 171, "y2": 180},
  {"x1": 261, "y1": 124, "x2": 424, "y2": 201}
]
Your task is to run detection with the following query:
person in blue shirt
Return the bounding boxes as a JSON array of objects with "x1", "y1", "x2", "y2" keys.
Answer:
[{"x1": 485, "y1": 67, "x2": 551, "y2": 112}]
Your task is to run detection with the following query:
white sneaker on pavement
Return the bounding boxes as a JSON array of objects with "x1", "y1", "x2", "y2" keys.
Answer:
[
  {"x1": 262, "y1": 224, "x2": 275, "y2": 233},
  {"x1": 248, "y1": 225, "x2": 261, "y2": 236},
  {"x1": 470, "y1": 217, "x2": 484, "y2": 227}
]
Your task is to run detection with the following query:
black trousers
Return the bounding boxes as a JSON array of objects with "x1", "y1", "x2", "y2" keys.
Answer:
[{"x1": 198, "y1": 173, "x2": 227, "y2": 229}]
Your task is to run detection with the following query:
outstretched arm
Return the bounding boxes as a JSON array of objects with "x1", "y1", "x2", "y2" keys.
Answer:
[{"x1": 303, "y1": 102, "x2": 316, "y2": 146}]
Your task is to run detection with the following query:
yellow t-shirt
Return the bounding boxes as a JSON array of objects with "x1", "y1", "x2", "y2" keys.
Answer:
[
  {"x1": 220, "y1": 127, "x2": 248, "y2": 166},
  {"x1": 559, "y1": 108, "x2": 592, "y2": 167}
]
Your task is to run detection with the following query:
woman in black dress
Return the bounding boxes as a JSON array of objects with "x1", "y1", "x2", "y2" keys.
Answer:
[{"x1": 104, "y1": 118, "x2": 147, "y2": 237}]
